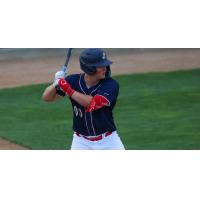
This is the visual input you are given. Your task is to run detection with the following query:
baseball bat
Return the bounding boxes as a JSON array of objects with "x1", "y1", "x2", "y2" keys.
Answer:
[{"x1": 61, "y1": 48, "x2": 73, "y2": 72}]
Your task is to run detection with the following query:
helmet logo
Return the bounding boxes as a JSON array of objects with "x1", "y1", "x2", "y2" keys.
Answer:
[{"x1": 102, "y1": 52, "x2": 106, "y2": 60}]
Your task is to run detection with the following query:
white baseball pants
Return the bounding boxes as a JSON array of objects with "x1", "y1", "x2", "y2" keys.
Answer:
[{"x1": 70, "y1": 131, "x2": 125, "y2": 150}]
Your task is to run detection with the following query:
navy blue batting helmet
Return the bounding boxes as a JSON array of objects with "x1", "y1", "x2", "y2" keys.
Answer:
[{"x1": 79, "y1": 48, "x2": 113, "y2": 77}]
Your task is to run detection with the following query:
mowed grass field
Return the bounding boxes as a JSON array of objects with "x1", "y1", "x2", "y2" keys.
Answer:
[{"x1": 0, "y1": 69, "x2": 200, "y2": 149}]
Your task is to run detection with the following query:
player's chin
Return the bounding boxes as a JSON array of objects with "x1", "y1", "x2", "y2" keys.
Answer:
[
  {"x1": 100, "y1": 75, "x2": 106, "y2": 80},
  {"x1": 100, "y1": 73, "x2": 106, "y2": 79}
]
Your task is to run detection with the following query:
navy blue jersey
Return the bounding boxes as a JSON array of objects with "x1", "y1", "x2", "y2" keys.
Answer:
[{"x1": 56, "y1": 73, "x2": 119, "y2": 136}]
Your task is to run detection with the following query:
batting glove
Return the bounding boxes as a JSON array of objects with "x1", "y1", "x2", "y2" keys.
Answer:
[
  {"x1": 58, "y1": 79, "x2": 75, "y2": 97},
  {"x1": 53, "y1": 66, "x2": 68, "y2": 86}
]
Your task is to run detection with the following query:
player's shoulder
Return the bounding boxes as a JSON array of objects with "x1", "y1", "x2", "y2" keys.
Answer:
[{"x1": 102, "y1": 77, "x2": 119, "y2": 87}]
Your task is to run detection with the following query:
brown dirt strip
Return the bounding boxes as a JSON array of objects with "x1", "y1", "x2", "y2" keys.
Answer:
[{"x1": 0, "y1": 138, "x2": 28, "y2": 150}]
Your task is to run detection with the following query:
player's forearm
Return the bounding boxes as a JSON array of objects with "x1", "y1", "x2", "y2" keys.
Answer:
[
  {"x1": 42, "y1": 84, "x2": 60, "y2": 102},
  {"x1": 71, "y1": 91, "x2": 93, "y2": 108},
  {"x1": 57, "y1": 79, "x2": 92, "y2": 107}
]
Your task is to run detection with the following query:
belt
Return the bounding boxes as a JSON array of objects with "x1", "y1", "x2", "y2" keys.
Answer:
[{"x1": 75, "y1": 131, "x2": 113, "y2": 142}]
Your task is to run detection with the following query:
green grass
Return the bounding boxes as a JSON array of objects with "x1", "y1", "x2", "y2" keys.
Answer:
[{"x1": 0, "y1": 69, "x2": 200, "y2": 149}]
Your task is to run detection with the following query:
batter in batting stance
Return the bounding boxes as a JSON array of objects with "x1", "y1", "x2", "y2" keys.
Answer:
[{"x1": 42, "y1": 49, "x2": 125, "y2": 150}]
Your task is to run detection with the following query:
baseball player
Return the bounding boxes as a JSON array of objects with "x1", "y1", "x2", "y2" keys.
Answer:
[{"x1": 42, "y1": 48, "x2": 125, "y2": 150}]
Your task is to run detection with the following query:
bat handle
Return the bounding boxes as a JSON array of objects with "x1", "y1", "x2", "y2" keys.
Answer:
[
  {"x1": 64, "y1": 48, "x2": 73, "y2": 67},
  {"x1": 60, "y1": 48, "x2": 73, "y2": 75},
  {"x1": 61, "y1": 65, "x2": 67, "y2": 72},
  {"x1": 60, "y1": 66, "x2": 68, "y2": 77}
]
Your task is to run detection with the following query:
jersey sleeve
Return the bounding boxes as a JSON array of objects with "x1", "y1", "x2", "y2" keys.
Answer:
[{"x1": 98, "y1": 79, "x2": 119, "y2": 105}]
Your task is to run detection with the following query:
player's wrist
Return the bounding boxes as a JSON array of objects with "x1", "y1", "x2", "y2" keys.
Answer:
[{"x1": 66, "y1": 87, "x2": 75, "y2": 97}]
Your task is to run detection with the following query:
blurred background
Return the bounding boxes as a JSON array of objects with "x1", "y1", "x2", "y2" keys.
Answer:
[{"x1": 1, "y1": 48, "x2": 200, "y2": 89}]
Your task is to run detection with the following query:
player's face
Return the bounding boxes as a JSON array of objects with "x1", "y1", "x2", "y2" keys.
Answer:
[{"x1": 95, "y1": 67, "x2": 107, "y2": 79}]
